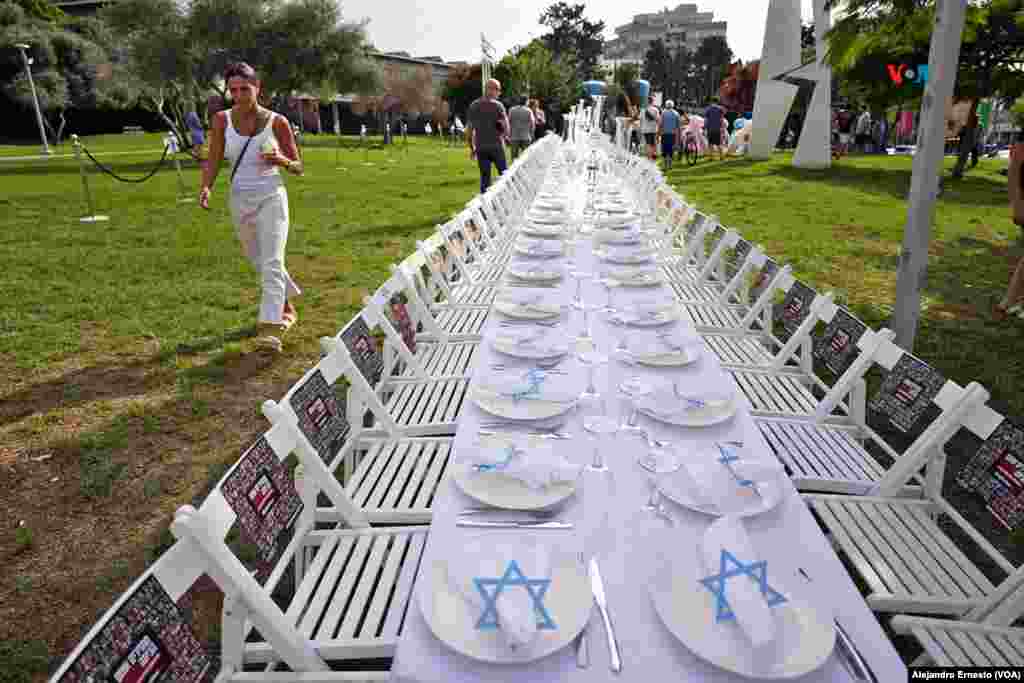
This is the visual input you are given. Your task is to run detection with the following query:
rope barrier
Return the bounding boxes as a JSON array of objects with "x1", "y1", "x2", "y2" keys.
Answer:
[{"x1": 79, "y1": 142, "x2": 172, "y2": 183}]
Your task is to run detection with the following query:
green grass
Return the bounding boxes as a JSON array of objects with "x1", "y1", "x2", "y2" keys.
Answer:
[
  {"x1": 667, "y1": 152, "x2": 1024, "y2": 417},
  {"x1": 0, "y1": 133, "x2": 477, "y2": 369}
]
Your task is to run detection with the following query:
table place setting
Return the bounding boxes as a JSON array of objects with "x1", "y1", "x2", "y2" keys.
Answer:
[
  {"x1": 615, "y1": 328, "x2": 701, "y2": 367},
  {"x1": 506, "y1": 263, "x2": 565, "y2": 284},
  {"x1": 471, "y1": 368, "x2": 581, "y2": 421},
  {"x1": 649, "y1": 516, "x2": 836, "y2": 679},
  {"x1": 491, "y1": 327, "x2": 570, "y2": 360},
  {"x1": 453, "y1": 432, "x2": 583, "y2": 510},
  {"x1": 633, "y1": 380, "x2": 737, "y2": 428},
  {"x1": 417, "y1": 536, "x2": 593, "y2": 664},
  {"x1": 602, "y1": 265, "x2": 663, "y2": 287},
  {"x1": 608, "y1": 301, "x2": 680, "y2": 327},
  {"x1": 655, "y1": 441, "x2": 788, "y2": 518},
  {"x1": 527, "y1": 209, "x2": 570, "y2": 226},
  {"x1": 515, "y1": 238, "x2": 566, "y2": 259},
  {"x1": 522, "y1": 222, "x2": 570, "y2": 239},
  {"x1": 595, "y1": 245, "x2": 657, "y2": 266},
  {"x1": 494, "y1": 292, "x2": 565, "y2": 320},
  {"x1": 593, "y1": 228, "x2": 645, "y2": 246}
]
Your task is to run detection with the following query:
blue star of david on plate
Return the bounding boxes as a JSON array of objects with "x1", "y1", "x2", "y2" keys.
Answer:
[
  {"x1": 474, "y1": 560, "x2": 556, "y2": 631},
  {"x1": 717, "y1": 442, "x2": 755, "y2": 488},
  {"x1": 699, "y1": 549, "x2": 787, "y2": 623}
]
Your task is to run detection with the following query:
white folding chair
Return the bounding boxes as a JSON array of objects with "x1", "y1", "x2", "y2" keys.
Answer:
[
  {"x1": 172, "y1": 427, "x2": 428, "y2": 665},
  {"x1": 804, "y1": 385, "x2": 1024, "y2": 616},
  {"x1": 265, "y1": 365, "x2": 450, "y2": 524},
  {"x1": 364, "y1": 272, "x2": 478, "y2": 378},
  {"x1": 326, "y1": 315, "x2": 466, "y2": 436},
  {"x1": 417, "y1": 234, "x2": 498, "y2": 309},
  {"x1": 392, "y1": 255, "x2": 489, "y2": 341}
]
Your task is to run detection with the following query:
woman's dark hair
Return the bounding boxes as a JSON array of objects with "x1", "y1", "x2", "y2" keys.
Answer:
[{"x1": 223, "y1": 62, "x2": 258, "y2": 82}]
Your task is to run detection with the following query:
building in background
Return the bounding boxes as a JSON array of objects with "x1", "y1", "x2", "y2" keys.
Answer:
[{"x1": 602, "y1": 4, "x2": 727, "y2": 70}]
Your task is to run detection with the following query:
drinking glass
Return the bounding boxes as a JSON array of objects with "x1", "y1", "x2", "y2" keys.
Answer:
[
  {"x1": 569, "y1": 269, "x2": 592, "y2": 311},
  {"x1": 599, "y1": 277, "x2": 620, "y2": 314},
  {"x1": 581, "y1": 394, "x2": 618, "y2": 473},
  {"x1": 577, "y1": 348, "x2": 607, "y2": 401}
]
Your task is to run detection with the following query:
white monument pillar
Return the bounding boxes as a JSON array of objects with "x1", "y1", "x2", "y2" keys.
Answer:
[
  {"x1": 749, "y1": 0, "x2": 801, "y2": 160},
  {"x1": 793, "y1": 0, "x2": 833, "y2": 169}
]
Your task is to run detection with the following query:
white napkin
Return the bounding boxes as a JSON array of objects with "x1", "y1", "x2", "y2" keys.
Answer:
[
  {"x1": 508, "y1": 264, "x2": 564, "y2": 281},
  {"x1": 700, "y1": 517, "x2": 780, "y2": 654},
  {"x1": 626, "y1": 329, "x2": 699, "y2": 358},
  {"x1": 447, "y1": 539, "x2": 552, "y2": 649},
  {"x1": 594, "y1": 228, "x2": 643, "y2": 245},
  {"x1": 599, "y1": 246, "x2": 655, "y2": 264},
  {"x1": 476, "y1": 371, "x2": 579, "y2": 404},
  {"x1": 492, "y1": 331, "x2": 568, "y2": 356},
  {"x1": 636, "y1": 384, "x2": 733, "y2": 419},
  {"x1": 661, "y1": 444, "x2": 783, "y2": 516},
  {"x1": 466, "y1": 436, "x2": 582, "y2": 490},
  {"x1": 517, "y1": 238, "x2": 563, "y2": 256},
  {"x1": 610, "y1": 303, "x2": 677, "y2": 326}
]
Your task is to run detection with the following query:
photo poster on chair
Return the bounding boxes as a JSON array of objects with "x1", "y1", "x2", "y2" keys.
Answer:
[
  {"x1": 59, "y1": 575, "x2": 214, "y2": 683},
  {"x1": 387, "y1": 294, "x2": 418, "y2": 354},
  {"x1": 956, "y1": 419, "x2": 1024, "y2": 531},
  {"x1": 812, "y1": 308, "x2": 867, "y2": 377},
  {"x1": 341, "y1": 317, "x2": 384, "y2": 387},
  {"x1": 290, "y1": 369, "x2": 350, "y2": 464},
  {"x1": 221, "y1": 437, "x2": 304, "y2": 575},
  {"x1": 773, "y1": 280, "x2": 815, "y2": 341},
  {"x1": 867, "y1": 354, "x2": 945, "y2": 435}
]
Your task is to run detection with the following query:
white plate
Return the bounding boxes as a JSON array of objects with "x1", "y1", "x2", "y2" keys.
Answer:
[
  {"x1": 611, "y1": 307, "x2": 679, "y2": 327},
  {"x1": 472, "y1": 386, "x2": 577, "y2": 421},
  {"x1": 515, "y1": 243, "x2": 564, "y2": 259},
  {"x1": 658, "y1": 458, "x2": 787, "y2": 518},
  {"x1": 637, "y1": 393, "x2": 738, "y2": 427},
  {"x1": 507, "y1": 266, "x2": 563, "y2": 283},
  {"x1": 418, "y1": 551, "x2": 592, "y2": 664},
  {"x1": 598, "y1": 250, "x2": 655, "y2": 265},
  {"x1": 650, "y1": 560, "x2": 835, "y2": 679},
  {"x1": 527, "y1": 213, "x2": 566, "y2": 225},
  {"x1": 609, "y1": 270, "x2": 663, "y2": 287},
  {"x1": 522, "y1": 224, "x2": 566, "y2": 238},
  {"x1": 453, "y1": 458, "x2": 576, "y2": 511},
  {"x1": 494, "y1": 300, "x2": 562, "y2": 320},
  {"x1": 627, "y1": 344, "x2": 699, "y2": 367},
  {"x1": 492, "y1": 335, "x2": 569, "y2": 359}
]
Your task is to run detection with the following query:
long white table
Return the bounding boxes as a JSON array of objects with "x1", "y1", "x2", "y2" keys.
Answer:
[{"x1": 389, "y1": 173, "x2": 907, "y2": 683}]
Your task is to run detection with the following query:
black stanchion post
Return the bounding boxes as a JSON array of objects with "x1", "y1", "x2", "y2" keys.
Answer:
[{"x1": 71, "y1": 134, "x2": 109, "y2": 223}]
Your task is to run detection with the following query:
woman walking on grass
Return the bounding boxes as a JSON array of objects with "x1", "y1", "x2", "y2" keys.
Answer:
[{"x1": 199, "y1": 62, "x2": 304, "y2": 353}]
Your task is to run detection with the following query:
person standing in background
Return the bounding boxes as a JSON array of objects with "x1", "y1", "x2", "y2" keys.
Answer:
[
  {"x1": 658, "y1": 100, "x2": 681, "y2": 170},
  {"x1": 855, "y1": 108, "x2": 872, "y2": 153},
  {"x1": 530, "y1": 99, "x2": 547, "y2": 140},
  {"x1": 508, "y1": 96, "x2": 534, "y2": 161},
  {"x1": 703, "y1": 97, "x2": 726, "y2": 161},
  {"x1": 467, "y1": 78, "x2": 511, "y2": 194},
  {"x1": 640, "y1": 101, "x2": 660, "y2": 161}
]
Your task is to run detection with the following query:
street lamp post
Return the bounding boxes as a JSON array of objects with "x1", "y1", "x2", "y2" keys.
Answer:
[{"x1": 14, "y1": 43, "x2": 51, "y2": 156}]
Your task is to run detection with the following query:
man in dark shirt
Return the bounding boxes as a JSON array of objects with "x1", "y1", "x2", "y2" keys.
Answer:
[
  {"x1": 467, "y1": 79, "x2": 511, "y2": 194},
  {"x1": 703, "y1": 97, "x2": 726, "y2": 160}
]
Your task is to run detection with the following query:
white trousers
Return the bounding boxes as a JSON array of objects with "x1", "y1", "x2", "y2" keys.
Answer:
[{"x1": 230, "y1": 185, "x2": 301, "y2": 325}]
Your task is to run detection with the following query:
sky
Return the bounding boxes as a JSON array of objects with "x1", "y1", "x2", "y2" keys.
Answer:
[{"x1": 339, "y1": 0, "x2": 817, "y2": 65}]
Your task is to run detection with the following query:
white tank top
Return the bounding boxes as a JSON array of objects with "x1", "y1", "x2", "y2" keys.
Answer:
[{"x1": 224, "y1": 109, "x2": 283, "y2": 194}]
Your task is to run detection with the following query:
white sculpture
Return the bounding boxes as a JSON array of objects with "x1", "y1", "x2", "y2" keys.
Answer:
[
  {"x1": 749, "y1": 0, "x2": 801, "y2": 160},
  {"x1": 792, "y1": 0, "x2": 832, "y2": 168}
]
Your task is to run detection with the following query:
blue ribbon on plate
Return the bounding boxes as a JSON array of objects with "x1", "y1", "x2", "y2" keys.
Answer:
[
  {"x1": 473, "y1": 444, "x2": 524, "y2": 472},
  {"x1": 500, "y1": 368, "x2": 548, "y2": 402}
]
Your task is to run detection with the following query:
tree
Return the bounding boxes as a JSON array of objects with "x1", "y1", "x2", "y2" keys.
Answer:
[
  {"x1": 827, "y1": 0, "x2": 1024, "y2": 110},
  {"x1": 102, "y1": 0, "x2": 379, "y2": 151},
  {"x1": 642, "y1": 39, "x2": 671, "y2": 96},
  {"x1": 691, "y1": 35, "x2": 734, "y2": 105},
  {"x1": 0, "y1": 2, "x2": 125, "y2": 141},
  {"x1": 442, "y1": 63, "x2": 482, "y2": 121},
  {"x1": 493, "y1": 40, "x2": 574, "y2": 114},
  {"x1": 538, "y1": 2, "x2": 605, "y2": 83}
]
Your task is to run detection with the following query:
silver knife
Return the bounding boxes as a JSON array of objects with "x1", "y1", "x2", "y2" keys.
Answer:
[
  {"x1": 589, "y1": 557, "x2": 622, "y2": 673},
  {"x1": 456, "y1": 520, "x2": 573, "y2": 529},
  {"x1": 798, "y1": 568, "x2": 876, "y2": 682}
]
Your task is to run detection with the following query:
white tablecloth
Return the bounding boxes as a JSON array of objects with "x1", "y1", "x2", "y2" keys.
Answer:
[{"x1": 389, "y1": 176, "x2": 906, "y2": 683}]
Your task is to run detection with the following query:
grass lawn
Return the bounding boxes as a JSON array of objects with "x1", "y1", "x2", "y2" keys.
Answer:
[{"x1": 0, "y1": 132, "x2": 478, "y2": 682}]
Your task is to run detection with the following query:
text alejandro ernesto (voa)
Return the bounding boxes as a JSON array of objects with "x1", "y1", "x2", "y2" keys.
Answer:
[{"x1": 909, "y1": 668, "x2": 1024, "y2": 681}]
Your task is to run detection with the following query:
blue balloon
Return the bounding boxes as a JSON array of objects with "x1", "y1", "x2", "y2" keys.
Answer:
[{"x1": 582, "y1": 80, "x2": 607, "y2": 96}]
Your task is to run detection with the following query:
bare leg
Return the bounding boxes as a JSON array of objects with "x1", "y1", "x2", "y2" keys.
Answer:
[{"x1": 999, "y1": 258, "x2": 1024, "y2": 310}]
